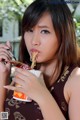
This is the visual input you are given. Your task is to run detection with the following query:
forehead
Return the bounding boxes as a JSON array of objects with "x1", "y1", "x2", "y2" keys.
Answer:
[{"x1": 35, "y1": 12, "x2": 53, "y2": 28}]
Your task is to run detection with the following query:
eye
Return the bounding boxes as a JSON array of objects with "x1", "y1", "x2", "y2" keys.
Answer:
[
  {"x1": 27, "y1": 29, "x2": 33, "y2": 32},
  {"x1": 41, "y1": 30, "x2": 50, "y2": 34},
  {"x1": 29, "y1": 29, "x2": 33, "y2": 32}
]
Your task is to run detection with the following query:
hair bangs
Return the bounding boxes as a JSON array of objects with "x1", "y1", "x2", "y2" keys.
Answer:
[{"x1": 22, "y1": 1, "x2": 49, "y2": 33}]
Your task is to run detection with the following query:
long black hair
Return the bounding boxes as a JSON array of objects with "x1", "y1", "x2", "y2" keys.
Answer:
[{"x1": 19, "y1": 0, "x2": 77, "y2": 68}]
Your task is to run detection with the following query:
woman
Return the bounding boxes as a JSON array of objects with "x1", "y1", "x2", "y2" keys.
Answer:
[{"x1": 0, "y1": 0, "x2": 80, "y2": 119}]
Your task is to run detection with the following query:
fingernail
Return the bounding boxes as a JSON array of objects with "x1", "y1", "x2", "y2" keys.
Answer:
[{"x1": 3, "y1": 86, "x2": 8, "y2": 88}]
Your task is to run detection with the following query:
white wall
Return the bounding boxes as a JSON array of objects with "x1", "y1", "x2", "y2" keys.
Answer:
[
  {"x1": 0, "y1": 18, "x2": 20, "y2": 60},
  {"x1": 0, "y1": 18, "x2": 18, "y2": 41}
]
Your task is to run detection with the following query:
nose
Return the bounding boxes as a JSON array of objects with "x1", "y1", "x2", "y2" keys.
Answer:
[{"x1": 31, "y1": 31, "x2": 41, "y2": 46}]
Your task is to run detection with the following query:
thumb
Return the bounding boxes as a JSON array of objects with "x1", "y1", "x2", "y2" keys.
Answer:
[{"x1": 6, "y1": 41, "x2": 12, "y2": 50}]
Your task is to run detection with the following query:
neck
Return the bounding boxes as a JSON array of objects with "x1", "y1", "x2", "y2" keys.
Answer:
[{"x1": 40, "y1": 59, "x2": 61, "y2": 87}]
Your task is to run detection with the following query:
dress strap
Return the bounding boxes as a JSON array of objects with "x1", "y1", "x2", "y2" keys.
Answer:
[{"x1": 50, "y1": 65, "x2": 76, "y2": 119}]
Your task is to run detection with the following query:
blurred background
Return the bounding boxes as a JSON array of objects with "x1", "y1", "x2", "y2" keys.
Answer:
[{"x1": 0, "y1": 0, "x2": 80, "y2": 60}]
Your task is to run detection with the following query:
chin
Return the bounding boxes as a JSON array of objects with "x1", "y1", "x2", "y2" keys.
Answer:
[
  {"x1": 36, "y1": 58, "x2": 43, "y2": 63},
  {"x1": 36, "y1": 58, "x2": 48, "y2": 64}
]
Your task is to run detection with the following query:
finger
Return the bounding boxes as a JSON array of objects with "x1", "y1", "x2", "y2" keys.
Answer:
[
  {"x1": 12, "y1": 77, "x2": 25, "y2": 86},
  {"x1": 15, "y1": 67, "x2": 36, "y2": 78},
  {"x1": 0, "y1": 50, "x2": 12, "y2": 59},
  {"x1": 14, "y1": 72, "x2": 31, "y2": 82},
  {"x1": 3, "y1": 85, "x2": 16, "y2": 91},
  {"x1": 6, "y1": 41, "x2": 12, "y2": 50},
  {"x1": 3, "y1": 85, "x2": 24, "y2": 93},
  {"x1": 0, "y1": 56, "x2": 11, "y2": 71},
  {"x1": 0, "y1": 44, "x2": 10, "y2": 49},
  {"x1": 6, "y1": 81, "x2": 15, "y2": 92},
  {"x1": 0, "y1": 53, "x2": 11, "y2": 61},
  {"x1": 0, "y1": 48, "x2": 11, "y2": 55},
  {"x1": 14, "y1": 72, "x2": 31, "y2": 86}
]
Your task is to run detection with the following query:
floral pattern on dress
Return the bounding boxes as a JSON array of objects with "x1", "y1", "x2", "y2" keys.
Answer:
[
  {"x1": 57, "y1": 66, "x2": 69, "y2": 83},
  {"x1": 6, "y1": 97, "x2": 26, "y2": 109}
]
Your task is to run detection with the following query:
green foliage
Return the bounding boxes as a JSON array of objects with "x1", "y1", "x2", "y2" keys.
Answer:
[
  {"x1": 0, "y1": 0, "x2": 33, "y2": 21},
  {"x1": 74, "y1": 21, "x2": 80, "y2": 46},
  {"x1": 75, "y1": 22, "x2": 80, "y2": 38}
]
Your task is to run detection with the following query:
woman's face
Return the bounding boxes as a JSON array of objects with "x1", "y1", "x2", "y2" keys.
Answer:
[{"x1": 24, "y1": 12, "x2": 59, "y2": 63}]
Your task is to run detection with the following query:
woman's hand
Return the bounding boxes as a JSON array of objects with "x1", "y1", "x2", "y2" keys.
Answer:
[
  {"x1": 0, "y1": 41, "x2": 12, "y2": 74},
  {"x1": 4, "y1": 67, "x2": 47, "y2": 103},
  {"x1": 0, "y1": 41, "x2": 12, "y2": 111},
  {"x1": 3, "y1": 67, "x2": 66, "y2": 120}
]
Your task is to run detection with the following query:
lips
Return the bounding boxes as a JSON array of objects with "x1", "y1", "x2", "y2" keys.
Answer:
[{"x1": 30, "y1": 48, "x2": 40, "y2": 53}]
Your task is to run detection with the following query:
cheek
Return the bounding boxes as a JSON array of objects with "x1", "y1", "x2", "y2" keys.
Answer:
[
  {"x1": 45, "y1": 37, "x2": 58, "y2": 54},
  {"x1": 38, "y1": 39, "x2": 59, "y2": 62}
]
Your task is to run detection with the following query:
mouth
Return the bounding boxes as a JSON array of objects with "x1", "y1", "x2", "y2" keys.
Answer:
[
  {"x1": 30, "y1": 49, "x2": 40, "y2": 58},
  {"x1": 30, "y1": 49, "x2": 40, "y2": 53}
]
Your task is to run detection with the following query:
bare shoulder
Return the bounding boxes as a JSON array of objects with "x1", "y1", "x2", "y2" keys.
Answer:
[
  {"x1": 64, "y1": 67, "x2": 80, "y2": 119},
  {"x1": 67, "y1": 67, "x2": 80, "y2": 88},
  {"x1": 64, "y1": 67, "x2": 80, "y2": 102}
]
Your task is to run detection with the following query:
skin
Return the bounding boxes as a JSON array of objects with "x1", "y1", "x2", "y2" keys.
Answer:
[
  {"x1": 0, "y1": 41, "x2": 11, "y2": 111},
  {"x1": 24, "y1": 12, "x2": 59, "y2": 64},
  {"x1": 1, "y1": 12, "x2": 80, "y2": 120},
  {"x1": 24, "y1": 12, "x2": 59, "y2": 86}
]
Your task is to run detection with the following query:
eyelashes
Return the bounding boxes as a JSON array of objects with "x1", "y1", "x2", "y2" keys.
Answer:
[
  {"x1": 41, "y1": 30, "x2": 50, "y2": 34},
  {"x1": 26, "y1": 29, "x2": 50, "y2": 34}
]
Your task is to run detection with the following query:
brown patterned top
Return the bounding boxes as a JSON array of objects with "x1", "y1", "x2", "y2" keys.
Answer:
[{"x1": 4, "y1": 65, "x2": 76, "y2": 120}]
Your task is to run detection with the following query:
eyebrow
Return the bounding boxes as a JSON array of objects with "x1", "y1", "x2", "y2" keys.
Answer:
[{"x1": 38, "y1": 25, "x2": 49, "y2": 28}]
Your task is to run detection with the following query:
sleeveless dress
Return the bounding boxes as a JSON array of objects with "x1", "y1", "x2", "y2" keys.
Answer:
[{"x1": 4, "y1": 65, "x2": 76, "y2": 120}]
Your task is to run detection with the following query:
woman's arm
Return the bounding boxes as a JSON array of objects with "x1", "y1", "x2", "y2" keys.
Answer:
[
  {"x1": 67, "y1": 67, "x2": 80, "y2": 120},
  {"x1": 4, "y1": 68, "x2": 66, "y2": 120},
  {"x1": 0, "y1": 73, "x2": 9, "y2": 111},
  {"x1": 38, "y1": 88, "x2": 66, "y2": 120},
  {"x1": 64, "y1": 67, "x2": 80, "y2": 120},
  {"x1": 0, "y1": 41, "x2": 12, "y2": 111}
]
